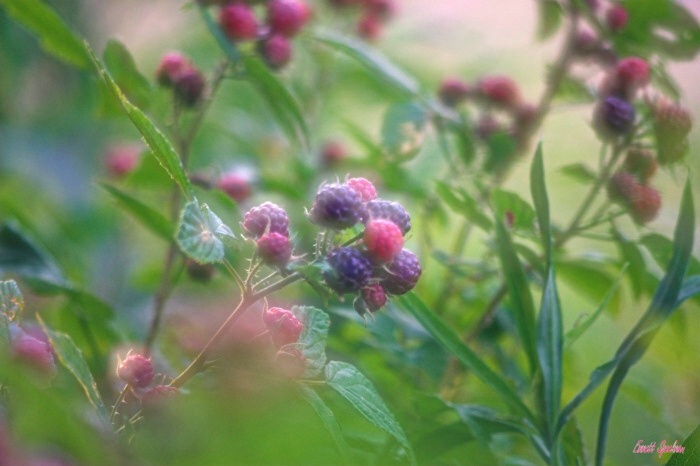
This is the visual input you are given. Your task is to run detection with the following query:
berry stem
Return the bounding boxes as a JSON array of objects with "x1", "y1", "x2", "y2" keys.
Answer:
[{"x1": 110, "y1": 384, "x2": 130, "y2": 424}]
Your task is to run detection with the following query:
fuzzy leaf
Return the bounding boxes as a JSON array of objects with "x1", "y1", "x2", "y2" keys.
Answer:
[
  {"x1": 297, "y1": 384, "x2": 351, "y2": 462},
  {"x1": 103, "y1": 39, "x2": 152, "y2": 110},
  {"x1": 176, "y1": 200, "x2": 235, "y2": 264},
  {"x1": 291, "y1": 306, "x2": 330, "y2": 378}
]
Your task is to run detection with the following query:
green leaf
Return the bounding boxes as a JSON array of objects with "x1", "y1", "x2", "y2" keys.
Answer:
[
  {"x1": 396, "y1": 293, "x2": 534, "y2": 420},
  {"x1": 492, "y1": 189, "x2": 536, "y2": 232},
  {"x1": 324, "y1": 361, "x2": 415, "y2": 465},
  {"x1": 297, "y1": 384, "x2": 352, "y2": 463},
  {"x1": 561, "y1": 417, "x2": 589, "y2": 466},
  {"x1": 38, "y1": 318, "x2": 110, "y2": 428},
  {"x1": 559, "y1": 163, "x2": 597, "y2": 184},
  {"x1": 100, "y1": 184, "x2": 173, "y2": 242},
  {"x1": 558, "y1": 259, "x2": 621, "y2": 314},
  {"x1": 87, "y1": 45, "x2": 194, "y2": 199},
  {"x1": 641, "y1": 233, "x2": 700, "y2": 276},
  {"x1": 677, "y1": 275, "x2": 700, "y2": 306},
  {"x1": 494, "y1": 219, "x2": 538, "y2": 374},
  {"x1": 435, "y1": 182, "x2": 493, "y2": 231},
  {"x1": 291, "y1": 306, "x2": 330, "y2": 378},
  {"x1": 311, "y1": 30, "x2": 420, "y2": 96},
  {"x1": 666, "y1": 422, "x2": 700, "y2": 465},
  {"x1": 530, "y1": 142, "x2": 552, "y2": 259},
  {"x1": 538, "y1": 0, "x2": 564, "y2": 40},
  {"x1": 103, "y1": 39, "x2": 152, "y2": 110},
  {"x1": 614, "y1": 230, "x2": 649, "y2": 299},
  {"x1": 176, "y1": 200, "x2": 235, "y2": 264},
  {"x1": 381, "y1": 101, "x2": 429, "y2": 160},
  {"x1": 554, "y1": 75, "x2": 596, "y2": 104},
  {"x1": 1, "y1": 0, "x2": 90, "y2": 68},
  {"x1": 0, "y1": 279, "x2": 24, "y2": 321}
]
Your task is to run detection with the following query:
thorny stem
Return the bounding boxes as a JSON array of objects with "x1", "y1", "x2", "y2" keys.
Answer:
[
  {"x1": 110, "y1": 384, "x2": 129, "y2": 423},
  {"x1": 144, "y1": 59, "x2": 231, "y2": 353}
]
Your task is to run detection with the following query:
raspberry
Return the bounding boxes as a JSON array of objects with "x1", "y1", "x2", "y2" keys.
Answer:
[
  {"x1": 141, "y1": 385, "x2": 179, "y2": 406},
  {"x1": 357, "y1": 13, "x2": 383, "y2": 41},
  {"x1": 12, "y1": 332, "x2": 56, "y2": 376},
  {"x1": 574, "y1": 27, "x2": 599, "y2": 55},
  {"x1": 478, "y1": 76, "x2": 521, "y2": 109},
  {"x1": 218, "y1": 172, "x2": 252, "y2": 202},
  {"x1": 117, "y1": 353, "x2": 154, "y2": 388},
  {"x1": 156, "y1": 52, "x2": 189, "y2": 87},
  {"x1": 615, "y1": 57, "x2": 650, "y2": 91},
  {"x1": 623, "y1": 146, "x2": 657, "y2": 181},
  {"x1": 362, "y1": 200, "x2": 411, "y2": 234},
  {"x1": 173, "y1": 68, "x2": 206, "y2": 107},
  {"x1": 654, "y1": 99, "x2": 692, "y2": 165},
  {"x1": 243, "y1": 202, "x2": 290, "y2": 238},
  {"x1": 382, "y1": 248, "x2": 422, "y2": 295},
  {"x1": 257, "y1": 232, "x2": 292, "y2": 267},
  {"x1": 105, "y1": 144, "x2": 141, "y2": 178},
  {"x1": 186, "y1": 258, "x2": 216, "y2": 282},
  {"x1": 220, "y1": 4, "x2": 260, "y2": 41},
  {"x1": 364, "y1": 219, "x2": 404, "y2": 263},
  {"x1": 594, "y1": 95, "x2": 636, "y2": 138},
  {"x1": 263, "y1": 307, "x2": 303, "y2": 347},
  {"x1": 309, "y1": 183, "x2": 363, "y2": 230},
  {"x1": 364, "y1": 0, "x2": 395, "y2": 20},
  {"x1": 361, "y1": 284, "x2": 387, "y2": 312},
  {"x1": 267, "y1": 0, "x2": 312, "y2": 37},
  {"x1": 607, "y1": 171, "x2": 640, "y2": 203},
  {"x1": 606, "y1": 4, "x2": 629, "y2": 32},
  {"x1": 438, "y1": 78, "x2": 471, "y2": 107},
  {"x1": 320, "y1": 140, "x2": 347, "y2": 168},
  {"x1": 347, "y1": 177, "x2": 378, "y2": 202},
  {"x1": 631, "y1": 185, "x2": 661, "y2": 224},
  {"x1": 260, "y1": 34, "x2": 292, "y2": 70},
  {"x1": 324, "y1": 247, "x2": 373, "y2": 294}
]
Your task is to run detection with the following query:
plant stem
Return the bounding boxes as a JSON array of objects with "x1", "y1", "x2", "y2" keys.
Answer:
[{"x1": 110, "y1": 384, "x2": 129, "y2": 423}]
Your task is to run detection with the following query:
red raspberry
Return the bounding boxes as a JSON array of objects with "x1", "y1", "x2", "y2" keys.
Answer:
[
  {"x1": 347, "y1": 177, "x2": 378, "y2": 202},
  {"x1": 654, "y1": 99, "x2": 692, "y2": 165},
  {"x1": 361, "y1": 284, "x2": 387, "y2": 312},
  {"x1": 257, "y1": 232, "x2": 292, "y2": 267},
  {"x1": 320, "y1": 140, "x2": 347, "y2": 168},
  {"x1": 173, "y1": 68, "x2": 206, "y2": 107},
  {"x1": 105, "y1": 144, "x2": 141, "y2": 178},
  {"x1": 478, "y1": 76, "x2": 521, "y2": 109},
  {"x1": 438, "y1": 78, "x2": 471, "y2": 107},
  {"x1": 615, "y1": 57, "x2": 650, "y2": 92},
  {"x1": 607, "y1": 4, "x2": 629, "y2": 32},
  {"x1": 263, "y1": 307, "x2": 303, "y2": 347},
  {"x1": 141, "y1": 385, "x2": 179, "y2": 406},
  {"x1": 186, "y1": 258, "x2": 216, "y2": 282},
  {"x1": 156, "y1": 52, "x2": 189, "y2": 87},
  {"x1": 623, "y1": 147, "x2": 657, "y2": 182},
  {"x1": 260, "y1": 34, "x2": 292, "y2": 70},
  {"x1": 12, "y1": 332, "x2": 56, "y2": 376},
  {"x1": 117, "y1": 353, "x2": 155, "y2": 388},
  {"x1": 631, "y1": 185, "x2": 661, "y2": 224},
  {"x1": 364, "y1": 219, "x2": 404, "y2": 263},
  {"x1": 268, "y1": 0, "x2": 312, "y2": 37},
  {"x1": 220, "y1": 3, "x2": 260, "y2": 41},
  {"x1": 357, "y1": 13, "x2": 383, "y2": 41},
  {"x1": 218, "y1": 172, "x2": 252, "y2": 202},
  {"x1": 243, "y1": 202, "x2": 290, "y2": 238},
  {"x1": 607, "y1": 171, "x2": 640, "y2": 203},
  {"x1": 382, "y1": 248, "x2": 422, "y2": 295}
]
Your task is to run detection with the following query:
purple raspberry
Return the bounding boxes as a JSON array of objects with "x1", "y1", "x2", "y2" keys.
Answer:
[
  {"x1": 596, "y1": 95, "x2": 636, "y2": 137},
  {"x1": 382, "y1": 249, "x2": 422, "y2": 295},
  {"x1": 243, "y1": 202, "x2": 290, "y2": 238},
  {"x1": 362, "y1": 200, "x2": 411, "y2": 235},
  {"x1": 309, "y1": 184, "x2": 363, "y2": 230},
  {"x1": 324, "y1": 247, "x2": 373, "y2": 294},
  {"x1": 362, "y1": 284, "x2": 387, "y2": 312},
  {"x1": 173, "y1": 68, "x2": 206, "y2": 107},
  {"x1": 257, "y1": 232, "x2": 292, "y2": 267}
]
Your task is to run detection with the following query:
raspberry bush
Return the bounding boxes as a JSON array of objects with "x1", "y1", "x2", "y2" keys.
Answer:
[{"x1": 1, "y1": 0, "x2": 700, "y2": 465}]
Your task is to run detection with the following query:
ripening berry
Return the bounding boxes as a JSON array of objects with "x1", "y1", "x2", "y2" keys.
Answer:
[
  {"x1": 267, "y1": 0, "x2": 312, "y2": 37},
  {"x1": 243, "y1": 202, "x2": 290, "y2": 238},
  {"x1": 607, "y1": 171, "x2": 640, "y2": 203},
  {"x1": 607, "y1": 4, "x2": 629, "y2": 32},
  {"x1": 654, "y1": 99, "x2": 692, "y2": 165},
  {"x1": 320, "y1": 140, "x2": 348, "y2": 168},
  {"x1": 364, "y1": 219, "x2": 404, "y2": 263},
  {"x1": 260, "y1": 34, "x2": 293, "y2": 70},
  {"x1": 615, "y1": 57, "x2": 650, "y2": 92},
  {"x1": 476, "y1": 114, "x2": 502, "y2": 141},
  {"x1": 361, "y1": 284, "x2": 387, "y2": 312},
  {"x1": 324, "y1": 247, "x2": 373, "y2": 294},
  {"x1": 382, "y1": 248, "x2": 422, "y2": 295},
  {"x1": 263, "y1": 307, "x2": 304, "y2": 347},
  {"x1": 156, "y1": 52, "x2": 189, "y2": 87},
  {"x1": 117, "y1": 353, "x2": 155, "y2": 388},
  {"x1": 347, "y1": 177, "x2": 378, "y2": 202},
  {"x1": 220, "y1": 3, "x2": 260, "y2": 41},
  {"x1": 630, "y1": 184, "x2": 662, "y2": 224},
  {"x1": 173, "y1": 68, "x2": 206, "y2": 107},
  {"x1": 362, "y1": 200, "x2": 411, "y2": 234},
  {"x1": 594, "y1": 95, "x2": 636, "y2": 138},
  {"x1": 186, "y1": 258, "x2": 216, "y2": 282},
  {"x1": 478, "y1": 76, "x2": 521, "y2": 109},
  {"x1": 364, "y1": 0, "x2": 396, "y2": 20},
  {"x1": 12, "y1": 332, "x2": 56, "y2": 376},
  {"x1": 105, "y1": 144, "x2": 141, "y2": 178},
  {"x1": 623, "y1": 147, "x2": 657, "y2": 181},
  {"x1": 309, "y1": 183, "x2": 363, "y2": 230},
  {"x1": 141, "y1": 385, "x2": 179, "y2": 406},
  {"x1": 257, "y1": 232, "x2": 292, "y2": 267},
  {"x1": 574, "y1": 27, "x2": 599, "y2": 55},
  {"x1": 438, "y1": 78, "x2": 471, "y2": 107},
  {"x1": 357, "y1": 13, "x2": 383, "y2": 41},
  {"x1": 218, "y1": 172, "x2": 252, "y2": 202}
]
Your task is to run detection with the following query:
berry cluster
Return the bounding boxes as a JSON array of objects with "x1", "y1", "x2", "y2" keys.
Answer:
[
  {"x1": 607, "y1": 146, "x2": 662, "y2": 224},
  {"x1": 327, "y1": 0, "x2": 396, "y2": 42},
  {"x1": 214, "y1": 0, "x2": 312, "y2": 70},
  {"x1": 117, "y1": 352, "x2": 178, "y2": 404},
  {"x1": 243, "y1": 201, "x2": 294, "y2": 268},
  {"x1": 156, "y1": 52, "x2": 206, "y2": 107},
  {"x1": 308, "y1": 177, "x2": 421, "y2": 315}
]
